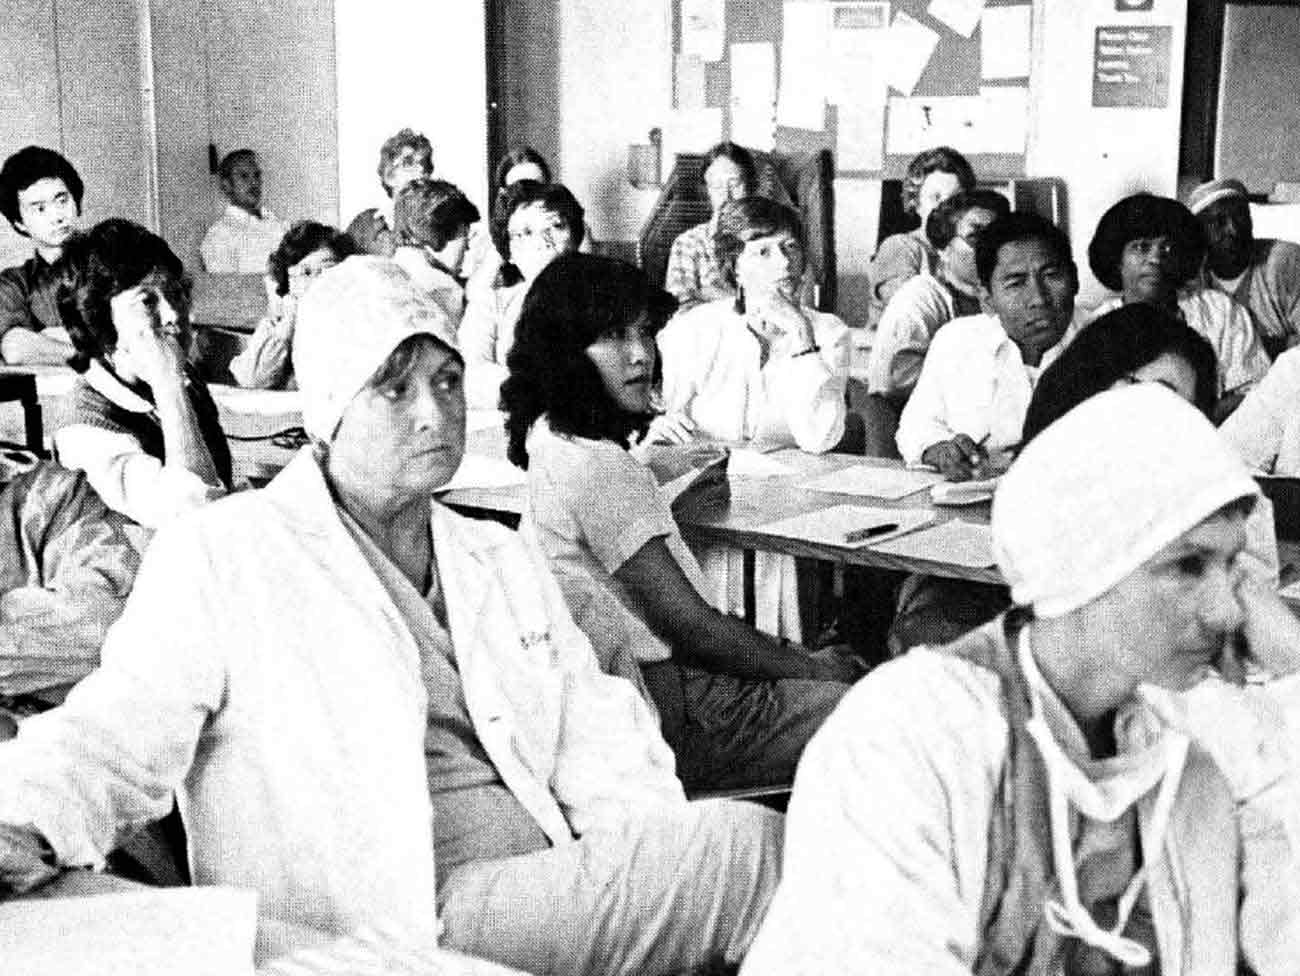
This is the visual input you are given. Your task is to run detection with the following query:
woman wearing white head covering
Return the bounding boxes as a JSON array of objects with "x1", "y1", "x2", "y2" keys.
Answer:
[
  {"x1": 744, "y1": 385, "x2": 1300, "y2": 976},
  {"x1": 0, "y1": 257, "x2": 784, "y2": 973}
]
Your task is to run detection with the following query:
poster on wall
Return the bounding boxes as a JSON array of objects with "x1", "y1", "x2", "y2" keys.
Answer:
[
  {"x1": 682, "y1": 0, "x2": 726, "y2": 62},
  {"x1": 1092, "y1": 25, "x2": 1171, "y2": 108}
]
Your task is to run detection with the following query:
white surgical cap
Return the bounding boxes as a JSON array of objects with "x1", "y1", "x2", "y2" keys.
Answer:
[
  {"x1": 993, "y1": 385, "x2": 1258, "y2": 617},
  {"x1": 293, "y1": 256, "x2": 458, "y2": 441}
]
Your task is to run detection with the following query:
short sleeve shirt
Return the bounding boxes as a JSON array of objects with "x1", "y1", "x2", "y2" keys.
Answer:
[{"x1": 524, "y1": 419, "x2": 710, "y2": 663}]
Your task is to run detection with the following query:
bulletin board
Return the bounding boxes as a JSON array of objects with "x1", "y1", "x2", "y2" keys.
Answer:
[{"x1": 671, "y1": 0, "x2": 1035, "y2": 178}]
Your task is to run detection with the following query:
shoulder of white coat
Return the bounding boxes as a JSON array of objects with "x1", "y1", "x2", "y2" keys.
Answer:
[
  {"x1": 926, "y1": 311, "x2": 1003, "y2": 356},
  {"x1": 807, "y1": 647, "x2": 1009, "y2": 770},
  {"x1": 660, "y1": 299, "x2": 729, "y2": 347}
]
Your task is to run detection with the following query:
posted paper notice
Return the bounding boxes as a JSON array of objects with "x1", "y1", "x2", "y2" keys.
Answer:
[
  {"x1": 981, "y1": 5, "x2": 1032, "y2": 80},
  {"x1": 927, "y1": 0, "x2": 985, "y2": 38},
  {"x1": 882, "y1": 11, "x2": 940, "y2": 95}
]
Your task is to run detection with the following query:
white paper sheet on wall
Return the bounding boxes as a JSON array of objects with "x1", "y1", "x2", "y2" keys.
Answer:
[
  {"x1": 730, "y1": 42, "x2": 777, "y2": 150},
  {"x1": 980, "y1": 5, "x2": 1032, "y2": 80},
  {"x1": 827, "y1": 2, "x2": 890, "y2": 105},
  {"x1": 778, "y1": 2, "x2": 830, "y2": 130},
  {"x1": 927, "y1": 0, "x2": 985, "y2": 38},
  {"x1": 663, "y1": 107, "x2": 725, "y2": 162},
  {"x1": 882, "y1": 11, "x2": 940, "y2": 95},
  {"x1": 682, "y1": 0, "x2": 726, "y2": 62},
  {"x1": 676, "y1": 54, "x2": 708, "y2": 110},
  {"x1": 977, "y1": 86, "x2": 1030, "y2": 153},
  {"x1": 836, "y1": 95, "x2": 887, "y2": 171},
  {"x1": 886, "y1": 88, "x2": 1028, "y2": 155}
]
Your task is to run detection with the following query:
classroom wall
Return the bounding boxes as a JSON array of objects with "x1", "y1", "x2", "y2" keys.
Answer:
[
  {"x1": 556, "y1": 0, "x2": 673, "y2": 244},
  {"x1": 0, "y1": 0, "x2": 152, "y2": 269},
  {"x1": 335, "y1": 0, "x2": 489, "y2": 226},
  {"x1": 150, "y1": 0, "x2": 339, "y2": 274},
  {"x1": 543, "y1": 0, "x2": 1189, "y2": 321}
]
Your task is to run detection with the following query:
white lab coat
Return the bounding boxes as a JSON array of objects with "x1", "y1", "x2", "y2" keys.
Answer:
[{"x1": 0, "y1": 449, "x2": 682, "y2": 955}]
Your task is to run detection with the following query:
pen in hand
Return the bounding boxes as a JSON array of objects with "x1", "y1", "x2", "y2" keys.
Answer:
[{"x1": 843, "y1": 522, "x2": 899, "y2": 544}]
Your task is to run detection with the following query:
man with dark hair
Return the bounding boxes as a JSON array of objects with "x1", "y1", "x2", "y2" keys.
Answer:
[
  {"x1": 0, "y1": 146, "x2": 82, "y2": 365},
  {"x1": 199, "y1": 149, "x2": 288, "y2": 273},
  {"x1": 897, "y1": 211, "x2": 1080, "y2": 479}
]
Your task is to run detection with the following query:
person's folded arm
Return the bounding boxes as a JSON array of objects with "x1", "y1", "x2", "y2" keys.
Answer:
[
  {"x1": 55, "y1": 426, "x2": 224, "y2": 529},
  {"x1": 762, "y1": 323, "x2": 850, "y2": 453}
]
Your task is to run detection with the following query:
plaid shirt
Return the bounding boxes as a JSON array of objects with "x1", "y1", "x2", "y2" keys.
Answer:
[{"x1": 664, "y1": 222, "x2": 733, "y2": 311}]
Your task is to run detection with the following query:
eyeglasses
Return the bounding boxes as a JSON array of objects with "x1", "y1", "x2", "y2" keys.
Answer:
[
  {"x1": 509, "y1": 219, "x2": 568, "y2": 246},
  {"x1": 1125, "y1": 238, "x2": 1176, "y2": 259}
]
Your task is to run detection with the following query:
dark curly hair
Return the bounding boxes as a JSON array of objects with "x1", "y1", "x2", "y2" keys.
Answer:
[
  {"x1": 266, "y1": 221, "x2": 355, "y2": 296},
  {"x1": 924, "y1": 188, "x2": 1011, "y2": 250},
  {"x1": 1021, "y1": 303, "x2": 1218, "y2": 447},
  {"x1": 974, "y1": 211, "x2": 1075, "y2": 290},
  {"x1": 0, "y1": 146, "x2": 84, "y2": 232},
  {"x1": 490, "y1": 181, "x2": 585, "y2": 288},
  {"x1": 54, "y1": 219, "x2": 189, "y2": 372},
  {"x1": 901, "y1": 146, "x2": 976, "y2": 216},
  {"x1": 501, "y1": 253, "x2": 677, "y2": 469},
  {"x1": 1087, "y1": 193, "x2": 1205, "y2": 293},
  {"x1": 493, "y1": 146, "x2": 553, "y2": 191},
  {"x1": 393, "y1": 179, "x2": 480, "y2": 252}
]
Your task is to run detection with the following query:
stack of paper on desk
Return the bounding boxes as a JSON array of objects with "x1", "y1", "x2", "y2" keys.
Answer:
[
  {"x1": 755, "y1": 504, "x2": 934, "y2": 548},
  {"x1": 804, "y1": 465, "x2": 943, "y2": 500},
  {"x1": 869, "y1": 519, "x2": 998, "y2": 568},
  {"x1": 2, "y1": 886, "x2": 257, "y2": 976}
]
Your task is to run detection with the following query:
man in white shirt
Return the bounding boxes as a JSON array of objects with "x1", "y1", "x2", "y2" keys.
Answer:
[
  {"x1": 199, "y1": 149, "x2": 289, "y2": 273},
  {"x1": 896, "y1": 212, "x2": 1079, "y2": 478}
]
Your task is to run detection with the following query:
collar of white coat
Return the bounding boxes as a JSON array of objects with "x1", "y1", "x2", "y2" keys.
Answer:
[{"x1": 84, "y1": 359, "x2": 156, "y2": 414}]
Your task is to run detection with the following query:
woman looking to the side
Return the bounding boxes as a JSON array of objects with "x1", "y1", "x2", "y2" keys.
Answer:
[{"x1": 503, "y1": 252, "x2": 858, "y2": 791}]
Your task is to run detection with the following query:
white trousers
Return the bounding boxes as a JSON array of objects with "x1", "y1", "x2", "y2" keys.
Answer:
[{"x1": 436, "y1": 800, "x2": 784, "y2": 976}]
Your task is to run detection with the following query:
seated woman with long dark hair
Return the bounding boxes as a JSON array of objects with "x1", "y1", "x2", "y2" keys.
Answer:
[{"x1": 502, "y1": 253, "x2": 857, "y2": 792}]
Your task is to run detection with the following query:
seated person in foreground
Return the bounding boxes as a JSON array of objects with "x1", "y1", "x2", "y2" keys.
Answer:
[
  {"x1": 896, "y1": 212, "x2": 1078, "y2": 478},
  {"x1": 52, "y1": 220, "x2": 232, "y2": 529},
  {"x1": 866, "y1": 188, "x2": 1010, "y2": 403},
  {"x1": 0, "y1": 146, "x2": 81, "y2": 365},
  {"x1": 199, "y1": 149, "x2": 289, "y2": 274},
  {"x1": 229, "y1": 220, "x2": 355, "y2": 390},
  {"x1": 0, "y1": 257, "x2": 783, "y2": 973},
  {"x1": 0, "y1": 450, "x2": 139, "y2": 714},
  {"x1": 1087, "y1": 192, "x2": 1269, "y2": 418},
  {"x1": 865, "y1": 145, "x2": 976, "y2": 329},
  {"x1": 744, "y1": 384, "x2": 1300, "y2": 975},
  {"x1": 346, "y1": 128, "x2": 434, "y2": 257},
  {"x1": 391, "y1": 178, "x2": 479, "y2": 330},
  {"x1": 461, "y1": 181, "x2": 584, "y2": 408},
  {"x1": 503, "y1": 253, "x2": 859, "y2": 792},
  {"x1": 656, "y1": 197, "x2": 851, "y2": 640},
  {"x1": 1188, "y1": 177, "x2": 1300, "y2": 360},
  {"x1": 664, "y1": 141, "x2": 757, "y2": 311}
]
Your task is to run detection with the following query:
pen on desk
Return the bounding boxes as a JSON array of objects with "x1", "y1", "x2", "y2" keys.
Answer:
[{"x1": 844, "y1": 522, "x2": 899, "y2": 543}]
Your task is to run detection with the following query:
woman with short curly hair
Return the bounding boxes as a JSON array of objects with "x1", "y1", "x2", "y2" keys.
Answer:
[
  {"x1": 866, "y1": 146, "x2": 976, "y2": 327},
  {"x1": 1086, "y1": 193, "x2": 1269, "y2": 416}
]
